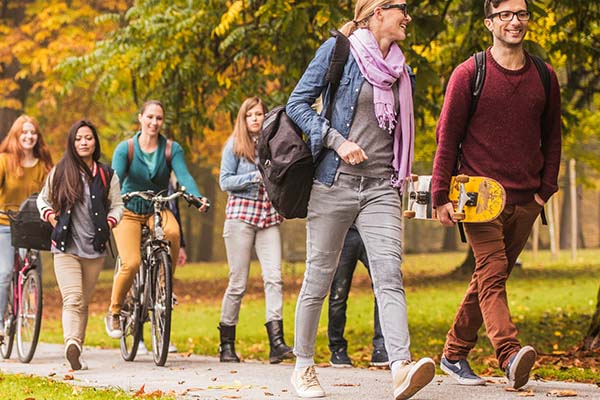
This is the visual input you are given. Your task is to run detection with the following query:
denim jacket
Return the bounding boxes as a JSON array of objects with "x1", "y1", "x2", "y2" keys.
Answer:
[
  {"x1": 219, "y1": 137, "x2": 261, "y2": 200},
  {"x1": 286, "y1": 37, "x2": 415, "y2": 186}
]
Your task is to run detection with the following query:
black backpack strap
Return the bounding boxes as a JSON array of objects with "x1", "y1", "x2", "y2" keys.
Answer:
[
  {"x1": 165, "y1": 139, "x2": 173, "y2": 171},
  {"x1": 530, "y1": 54, "x2": 551, "y2": 117},
  {"x1": 325, "y1": 29, "x2": 350, "y2": 120},
  {"x1": 457, "y1": 221, "x2": 467, "y2": 243},
  {"x1": 470, "y1": 51, "x2": 486, "y2": 118},
  {"x1": 126, "y1": 138, "x2": 134, "y2": 175}
]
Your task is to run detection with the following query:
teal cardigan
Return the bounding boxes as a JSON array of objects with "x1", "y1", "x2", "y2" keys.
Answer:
[{"x1": 112, "y1": 132, "x2": 202, "y2": 215}]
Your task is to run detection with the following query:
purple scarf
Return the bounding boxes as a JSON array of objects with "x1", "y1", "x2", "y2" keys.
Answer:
[{"x1": 348, "y1": 28, "x2": 414, "y2": 190}]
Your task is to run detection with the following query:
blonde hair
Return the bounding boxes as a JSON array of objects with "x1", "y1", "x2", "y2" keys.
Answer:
[
  {"x1": 231, "y1": 96, "x2": 267, "y2": 162},
  {"x1": 339, "y1": 0, "x2": 394, "y2": 36},
  {"x1": 0, "y1": 115, "x2": 53, "y2": 176}
]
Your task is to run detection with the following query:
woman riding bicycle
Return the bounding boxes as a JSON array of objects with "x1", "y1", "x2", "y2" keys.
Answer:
[
  {"x1": 37, "y1": 119, "x2": 123, "y2": 370},
  {"x1": 0, "y1": 115, "x2": 52, "y2": 344},
  {"x1": 105, "y1": 100, "x2": 208, "y2": 339}
]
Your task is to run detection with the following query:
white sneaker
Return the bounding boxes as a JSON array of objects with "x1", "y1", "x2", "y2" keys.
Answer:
[
  {"x1": 392, "y1": 358, "x2": 435, "y2": 400},
  {"x1": 168, "y1": 342, "x2": 178, "y2": 353},
  {"x1": 65, "y1": 340, "x2": 87, "y2": 371},
  {"x1": 137, "y1": 339, "x2": 150, "y2": 355},
  {"x1": 291, "y1": 365, "x2": 325, "y2": 398}
]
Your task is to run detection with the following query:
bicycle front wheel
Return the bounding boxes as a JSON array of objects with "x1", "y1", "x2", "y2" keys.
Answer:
[
  {"x1": 17, "y1": 268, "x2": 43, "y2": 363},
  {"x1": 0, "y1": 280, "x2": 15, "y2": 359},
  {"x1": 150, "y1": 249, "x2": 172, "y2": 366},
  {"x1": 120, "y1": 258, "x2": 142, "y2": 361}
]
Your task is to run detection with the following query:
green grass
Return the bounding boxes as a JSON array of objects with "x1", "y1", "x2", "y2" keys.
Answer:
[
  {"x1": 37, "y1": 249, "x2": 600, "y2": 382},
  {"x1": 0, "y1": 372, "x2": 166, "y2": 399}
]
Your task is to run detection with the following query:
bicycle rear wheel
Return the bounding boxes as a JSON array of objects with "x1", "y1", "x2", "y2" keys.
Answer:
[
  {"x1": 120, "y1": 258, "x2": 142, "y2": 361},
  {"x1": 1, "y1": 280, "x2": 15, "y2": 359},
  {"x1": 150, "y1": 249, "x2": 172, "y2": 366},
  {"x1": 17, "y1": 267, "x2": 43, "y2": 363}
]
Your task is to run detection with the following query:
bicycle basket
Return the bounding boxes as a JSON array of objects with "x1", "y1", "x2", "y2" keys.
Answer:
[{"x1": 9, "y1": 193, "x2": 52, "y2": 251}]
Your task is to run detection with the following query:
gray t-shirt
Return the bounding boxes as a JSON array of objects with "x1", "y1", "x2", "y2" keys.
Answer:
[{"x1": 337, "y1": 81, "x2": 397, "y2": 179}]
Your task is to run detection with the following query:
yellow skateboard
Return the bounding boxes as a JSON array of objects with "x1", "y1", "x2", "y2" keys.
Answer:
[{"x1": 404, "y1": 174, "x2": 506, "y2": 223}]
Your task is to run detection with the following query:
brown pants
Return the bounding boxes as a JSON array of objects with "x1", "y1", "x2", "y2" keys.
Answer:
[
  {"x1": 444, "y1": 199, "x2": 542, "y2": 369},
  {"x1": 109, "y1": 209, "x2": 180, "y2": 315}
]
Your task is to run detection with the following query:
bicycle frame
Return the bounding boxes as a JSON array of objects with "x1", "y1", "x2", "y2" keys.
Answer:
[{"x1": 9, "y1": 250, "x2": 38, "y2": 329}]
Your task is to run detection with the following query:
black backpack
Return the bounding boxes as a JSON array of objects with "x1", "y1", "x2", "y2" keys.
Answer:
[{"x1": 257, "y1": 30, "x2": 350, "y2": 219}]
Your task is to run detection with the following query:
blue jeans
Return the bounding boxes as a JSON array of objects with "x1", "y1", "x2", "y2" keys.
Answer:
[
  {"x1": 294, "y1": 173, "x2": 411, "y2": 364},
  {"x1": 0, "y1": 225, "x2": 14, "y2": 325},
  {"x1": 328, "y1": 226, "x2": 384, "y2": 352}
]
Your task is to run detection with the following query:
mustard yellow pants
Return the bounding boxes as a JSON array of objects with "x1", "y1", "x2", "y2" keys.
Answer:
[{"x1": 109, "y1": 209, "x2": 180, "y2": 315}]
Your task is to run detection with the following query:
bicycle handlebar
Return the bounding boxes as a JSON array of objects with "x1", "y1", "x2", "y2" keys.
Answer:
[{"x1": 122, "y1": 187, "x2": 211, "y2": 211}]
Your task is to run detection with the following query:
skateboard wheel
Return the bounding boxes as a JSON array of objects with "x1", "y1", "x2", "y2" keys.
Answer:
[
  {"x1": 456, "y1": 174, "x2": 469, "y2": 183},
  {"x1": 409, "y1": 174, "x2": 418, "y2": 182},
  {"x1": 453, "y1": 212, "x2": 466, "y2": 221},
  {"x1": 403, "y1": 210, "x2": 416, "y2": 219}
]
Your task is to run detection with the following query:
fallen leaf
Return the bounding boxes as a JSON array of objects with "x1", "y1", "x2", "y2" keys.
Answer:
[
  {"x1": 229, "y1": 370, "x2": 238, "y2": 374},
  {"x1": 517, "y1": 390, "x2": 534, "y2": 397},
  {"x1": 332, "y1": 383, "x2": 360, "y2": 387},
  {"x1": 48, "y1": 372, "x2": 56, "y2": 377},
  {"x1": 222, "y1": 396, "x2": 241, "y2": 399},
  {"x1": 63, "y1": 374, "x2": 74, "y2": 381},
  {"x1": 264, "y1": 392, "x2": 274, "y2": 396},
  {"x1": 547, "y1": 390, "x2": 578, "y2": 397},
  {"x1": 178, "y1": 380, "x2": 185, "y2": 384},
  {"x1": 133, "y1": 384, "x2": 145, "y2": 396},
  {"x1": 211, "y1": 377, "x2": 217, "y2": 381}
]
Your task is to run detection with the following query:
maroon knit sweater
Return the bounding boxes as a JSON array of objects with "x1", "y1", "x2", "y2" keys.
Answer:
[{"x1": 432, "y1": 47, "x2": 562, "y2": 207}]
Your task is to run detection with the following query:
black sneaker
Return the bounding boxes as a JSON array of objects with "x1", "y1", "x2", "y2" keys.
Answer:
[
  {"x1": 330, "y1": 348, "x2": 352, "y2": 368},
  {"x1": 370, "y1": 347, "x2": 389, "y2": 367},
  {"x1": 440, "y1": 355, "x2": 486, "y2": 386},
  {"x1": 506, "y1": 346, "x2": 537, "y2": 389}
]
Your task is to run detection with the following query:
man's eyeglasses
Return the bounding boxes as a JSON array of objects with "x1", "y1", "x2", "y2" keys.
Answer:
[
  {"x1": 486, "y1": 10, "x2": 531, "y2": 22},
  {"x1": 381, "y1": 3, "x2": 408, "y2": 17}
]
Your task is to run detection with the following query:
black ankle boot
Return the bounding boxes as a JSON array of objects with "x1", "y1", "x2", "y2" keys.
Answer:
[
  {"x1": 218, "y1": 323, "x2": 240, "y2": 362},
  {"x1": 265, "y1": 320, "x2": 294, "y2": 364}
]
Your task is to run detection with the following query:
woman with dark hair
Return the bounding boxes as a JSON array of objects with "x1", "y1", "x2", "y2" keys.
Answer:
[
  {"x1": 37, "y1": 119, "x2": 123, "y2": 370},
  {"x1": 0, "y1": 115, "x2": 52, "y2": 343},
  {"x1": 218, "y1": 96, "x2": 292, "y2": 364},
  {"x1": 105, "y1": 100, "x2": 208, "y2": 340}
]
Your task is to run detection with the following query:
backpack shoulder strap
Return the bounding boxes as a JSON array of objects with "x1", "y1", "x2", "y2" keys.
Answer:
[
  {"x1": 470, "y1": 51, "x2": 486, "y2": 118},
  {"x1": 165, "y1": 139, "x2": 173, "y2": 171},
  {"x1": 530, "y1": 54, "x2": 551, "y2": 117},
  {"x1": 126, "y1": 138, "x2": 134, "y2": 174},
  {"x1": 325, "y1": 29, "x2": 351, "y2": 121}
]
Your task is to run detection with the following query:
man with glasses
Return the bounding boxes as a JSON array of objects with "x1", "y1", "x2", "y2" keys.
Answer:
[{"x1": 431, "y1": 0, "x2": 561, "y2": 390}]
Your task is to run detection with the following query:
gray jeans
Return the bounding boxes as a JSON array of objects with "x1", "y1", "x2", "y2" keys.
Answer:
[
  {"x1": 221, "y1": 219, "x2": 283, "y2": 325},
  {"x1": 294, "y1": 173, "x2": 411, "y2": 363}
]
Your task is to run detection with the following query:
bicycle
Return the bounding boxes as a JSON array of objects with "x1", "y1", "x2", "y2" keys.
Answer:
[
  {"x1": 0, "y1": 209, "x2": 44, "y2": 363},
  {"x1": 117, "y1": 187, "x2": 208, "y2": 366}
]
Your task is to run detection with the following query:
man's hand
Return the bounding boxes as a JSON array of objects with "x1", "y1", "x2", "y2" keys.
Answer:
[
  {"x1": 336, "y1": 140, "x2": 368, "y2": 166},
  {"x1": 437, "y1": 202, "x2": 457, "y2": 227},
  {"x1": 534, "y1": 193, "x2": 545, "y2": 206}
]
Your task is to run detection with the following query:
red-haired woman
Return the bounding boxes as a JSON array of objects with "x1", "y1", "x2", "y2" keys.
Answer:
[{"x1": 0, "y1": 115, "x2": 52, "y2": 343}]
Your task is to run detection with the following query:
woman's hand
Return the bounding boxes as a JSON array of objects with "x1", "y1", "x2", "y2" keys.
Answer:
[
  {"x1": 48, "y1": 214, "x2": 57, "y2": 228},
  {"x1": 336, "y1": 140, "x2": 368, "y2": 166},
  {"x1": 197, "y1": 197, "x2": 210, "y2": 213},
  {"x1": 177, "y1": 247, "x2": 187, "y2": 266}
]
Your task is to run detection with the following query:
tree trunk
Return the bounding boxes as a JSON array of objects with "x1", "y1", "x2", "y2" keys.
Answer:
[
  {"x1": 451, "y1": 247, "x2": 475, "y2": 276},
  {"x1": 441, "y1": 227, "x2": 458, "y2": 251},
  {"x1": 197, "y1": 172, "x2": 216, "y2": 261},
  {"x1": 582, "y1": 285, "x2": 600, "y2": 351},
  {"x1": 559, "y1": 166, "x2": 584, "y2": 249}
]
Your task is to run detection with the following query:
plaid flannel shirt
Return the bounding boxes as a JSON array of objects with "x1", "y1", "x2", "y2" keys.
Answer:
[{"x1": 225, "y1": 185, "x2": 283, "y2": 228}]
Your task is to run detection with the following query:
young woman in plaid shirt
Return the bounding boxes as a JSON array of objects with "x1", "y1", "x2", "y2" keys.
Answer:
[{"x1": 218, "y1": 96, "x2": 293, "y2": 364}]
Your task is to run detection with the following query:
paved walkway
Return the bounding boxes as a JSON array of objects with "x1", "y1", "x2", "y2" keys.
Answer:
[{"x1": 1, "y1": 343, "x2": 598, "y2": 399}]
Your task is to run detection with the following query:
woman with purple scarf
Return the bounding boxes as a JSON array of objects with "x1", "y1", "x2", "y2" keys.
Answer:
[{"x1": 286, "y1": 1, "x2": 435, "y2": 399}]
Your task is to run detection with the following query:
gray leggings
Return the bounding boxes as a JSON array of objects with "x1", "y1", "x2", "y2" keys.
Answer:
[
  {"x1": 294, "y1": 173, "x2": 411, "y2": 363},
  {"x1": 220, "y1": 219, "x2": 283, "y2": 325}
]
